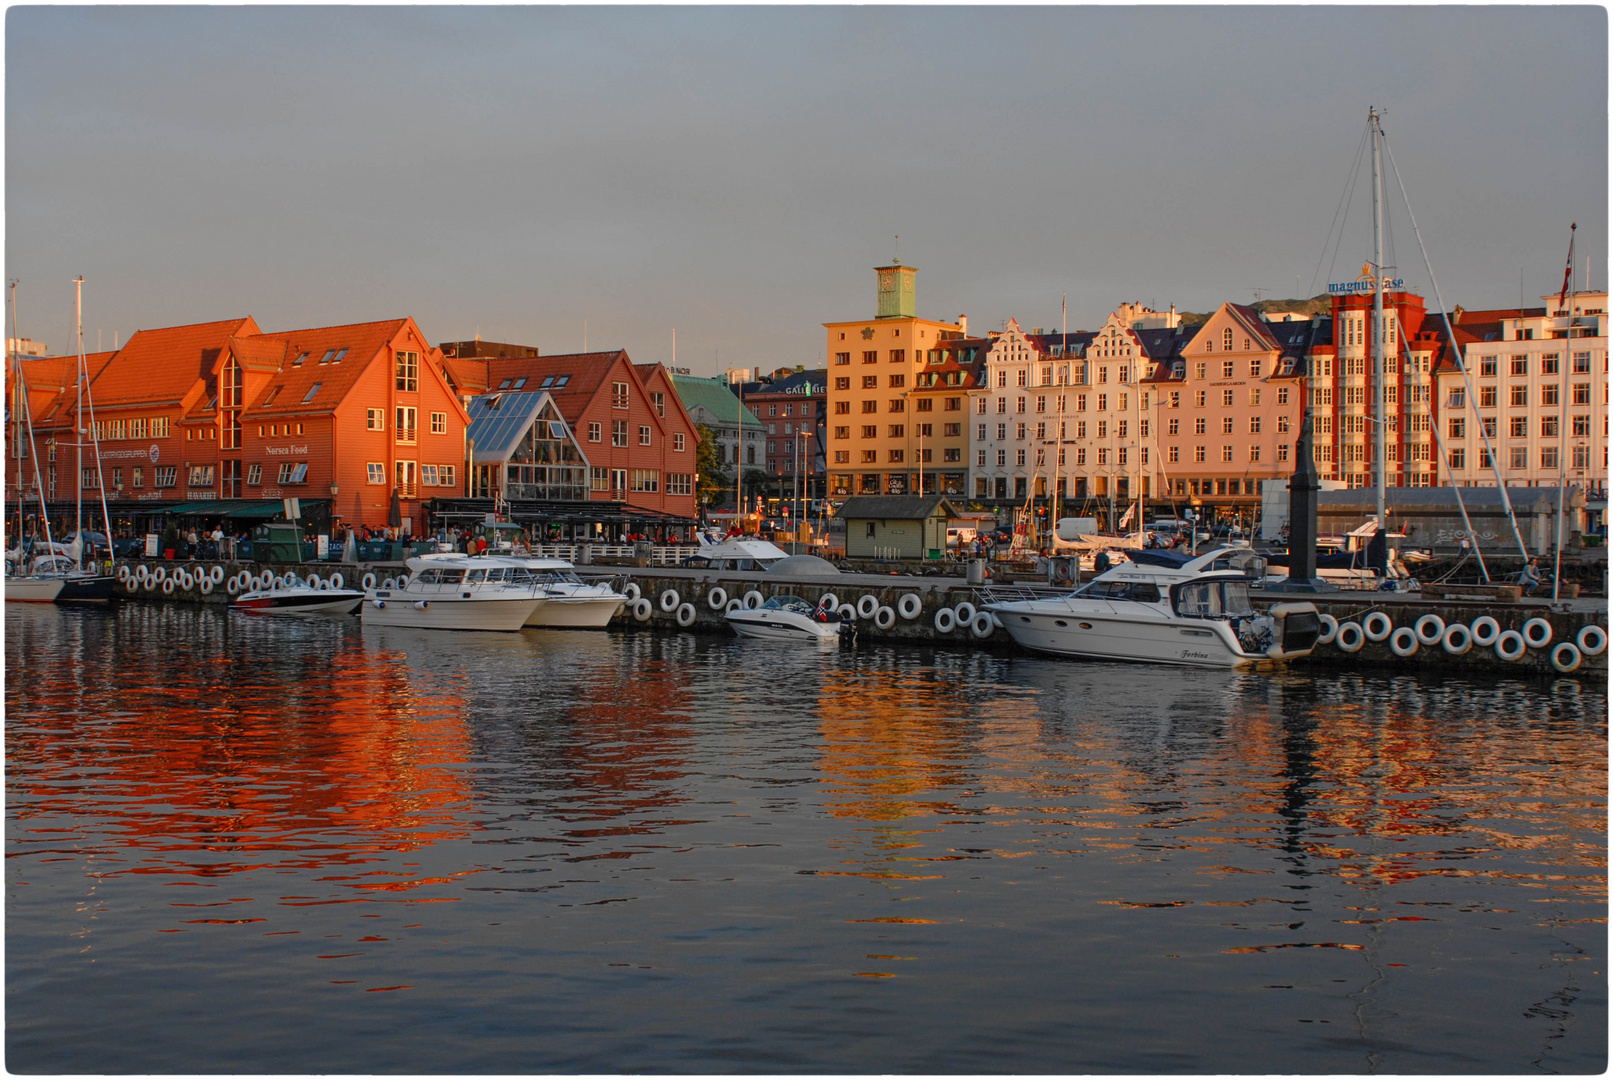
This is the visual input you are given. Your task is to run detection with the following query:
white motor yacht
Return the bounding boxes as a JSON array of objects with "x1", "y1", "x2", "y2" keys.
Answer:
[
  {"x1": 361, "y1": 561, "x2": 545, "y2": 632},
  {"x1": 726, "y1": 595, "x2": 843, "y2": 643},
  {"x1": 984, "y1": 547, "x2": 1321, "y2": 669},
  {"x1": 406, "y1": 553, "x2": 625, "y2": 628}
]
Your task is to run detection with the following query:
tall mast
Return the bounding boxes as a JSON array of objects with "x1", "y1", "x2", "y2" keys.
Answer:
[
  {"x1": 1369, "y1": 109, "x2": 1387, "y2": 535},
  {"x1": 11, "y1": 281, "x2": 56, "y2": 561},
  {"x1": 73, "y1": 276, "x2": 85, "y2": 565},
  {"x1": 1553, "y1": 224, "x2": 1575, "y2": 601}
]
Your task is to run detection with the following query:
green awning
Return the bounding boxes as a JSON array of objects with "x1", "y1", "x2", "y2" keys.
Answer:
[{"x1": 163, "y1": 499, "x2": 285, "y2": 518}]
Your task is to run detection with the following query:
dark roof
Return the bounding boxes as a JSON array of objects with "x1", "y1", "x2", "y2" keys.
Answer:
[
  {"x1": 833, "y1": 495, "x2": 959, "y2": 521},
  {"x1": 1317, "y1": 486, "x2": 1582, "y2": 514},
  {"x1": 439, "y1": 339, "x2": 542, "y2": 360},
  {"x1": 744, "y1": 368, "x2": 826, "y2": 396}
]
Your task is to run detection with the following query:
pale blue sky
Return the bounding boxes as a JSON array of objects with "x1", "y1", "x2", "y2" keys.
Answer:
[{"x1": 6, "y1": 6, "x2": 1606, "y2": 376}]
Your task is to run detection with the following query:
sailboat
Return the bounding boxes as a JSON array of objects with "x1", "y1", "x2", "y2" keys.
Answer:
[
  {"x1": 5, "y1": 282, "x2": 66, "y2": 602},
  {"x1": 55, "y1": 277, "x2": 117, "y2": 602}
]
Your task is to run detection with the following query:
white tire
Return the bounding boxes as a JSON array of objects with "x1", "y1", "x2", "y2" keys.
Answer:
[
  {"x1": 856, "y1": 594, "x2": 879, "y2": 619},
  {"x1": 743, "y1": 590, "x2": 764, "y2": 610},
  {"x1": 727, "y1": 598, "x2": 745, "y2": 614},
  {"x1": 1495, "y1": 630, "x2": 1527, "y2": 662},
  {"x1": 1362, "y1": 611, "x2": 1393, "y2": 643},
  {"x1": 234, "y1": 570, "x2": 251, "y2": 590},
  {"x1": 1389, "y1": 626, "x2": 1419, "y2": 657},
  {"x1": 897, "y1": 593, "x2": 922, "y2": 620},
  {"x1": 1413, "y1": 614, "x2": 1445, "y2": 645},
  {"x1": 970, "y1": 611, "x2": 996, "y2": 639},
  {"x1": 1316, "y1": 613, "x2": 1339, "y2": 645},
  {"x1": 1441, "y1": 623, "x2": 1472, "y2": 655},
  {"x1": 162, "y1": 578, "x2": 175, "y2": 595},
  {"x1": 211, "y1": 565, "x2": 225, "y2": 584},
  {"x1": 381, "y1": 577, "x2": 395, "y2": 591},
  {"x1": 306, "y1": 573, "x2": 322, "y2": 590},
  {"x1": 1335, "y1": 621, "x2": 1365, "y2": 653},
  {"x1": 180, "y1": 570, "x2": 195, "y2": 590},
  {"x1": 362, "y1": 572, "x2": 377, "y2": 590},
  {"x1": 226, "y1": 576, "x2": 241, "y2": 596},
  {"x1": 1575, "y1": 624, "x2": 1607, "y2": 657},
  {"x1": 953, "y1": 601, "x2": 976, "y2": 625},
  {"x1": 623, "y1": 582, "x2": 641, "y2": 602},
  {"x1": 874, "y1": 605, "x2": 896, "y2": 630},
  {"x1": 328, "y1": 573, "x2": 344, "y2": 590},
  {"x1": 817, "y1": 592, "x2": 838, "y2": 613},
  {"x1": 1470, "y1": 616, "x2": 1501, "y2": 646},
  {"x1": 1551, "y1": 642, "x2": 1583, "y2": 673},
  {"x1": 117, "y1": 564, "x2": 130, "y2": 583},
  {"x1": 659, "y1": 589, "x2": 680, "y2": 613},
  {"x1": 837, "y1": 603, "x2": 856, "y2": 621},
  {"x1": 146, "y1": 575, "x2": 159, "y2": 592},
  {"x1": 1522, "y1": 617, "x2": 1553, "y2": 649},
  {"x1": 676, "y1": 602, "x2": 697, "y2": 628},
  {"x1": 707, "y1": 587, "x2": 728, "y2": 611},
  {"x1": 631, "y1": 597, "x2": 653, "y2": 622},
  {"x1": 933, "y1": 607, "x2": 957, "y2": 633},
  {"x1": 199, "y1": 577, "x2": 214, "y2": 596}
]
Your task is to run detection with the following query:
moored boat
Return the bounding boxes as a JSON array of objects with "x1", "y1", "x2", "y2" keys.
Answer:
[
  {"x1": 234, "y1": 580, "x2": 365, "y2": 616},
  {"x1": 409, "y1": 553, "x2": 625, "y2": 628},
  {"x1": 360, "y1": 562, "x2": 544, "y2": 632},
  {"x1": 984, "y1": 547, "x2": 1321, "y2": 669},
  {"x1": 725, "y1": 595, "x2": 843, "y2": 643}
]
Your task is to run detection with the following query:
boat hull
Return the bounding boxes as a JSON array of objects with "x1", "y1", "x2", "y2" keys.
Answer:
[
  {"x1": 526, "y1": 595, "x2": 624, "y2": 629},
  {"x1": 234, "y1": 588, "x2": 365, "y2": 616},
  {"x1": 359, "y1": 590, "x2": 542, "y2": 632},
  {"x1": 993, "y1": 605, "x2": 1255, "y2": 668},
  {"x1": 5, "y1": 577, "x2": 65, "y2": 603},
  {"x1": 57, "y1": 574, "x2": 118, "y2": 603},
  {"x1": 725, "y1": 610, "x2": 841, "y2": 643}
]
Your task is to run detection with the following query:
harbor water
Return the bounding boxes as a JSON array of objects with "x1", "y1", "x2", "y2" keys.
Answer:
[{"x1": 6, "y1": 603, "x2": 1606, "y2": 1073}]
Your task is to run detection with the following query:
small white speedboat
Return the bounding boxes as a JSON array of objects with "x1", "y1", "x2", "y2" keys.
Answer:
[
  {"x1": 234, "y1": 582, "x2": 366, "y2": 616},
  {"x1": 984, "y1": 547, "x2": 1322, "y2": 669},
  {"x1": 726, "y1": 595, "x2": 843, "y2": 643}
]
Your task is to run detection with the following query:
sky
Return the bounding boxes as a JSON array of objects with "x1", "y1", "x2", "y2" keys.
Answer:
[{"x1": 6, "y1": 5, "x2": 1607, "y2": 377}]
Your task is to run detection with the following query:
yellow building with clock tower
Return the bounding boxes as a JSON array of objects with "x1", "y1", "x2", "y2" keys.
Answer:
[{"x1": 824, "y1": 262, "x2": 965, "y2": 498}]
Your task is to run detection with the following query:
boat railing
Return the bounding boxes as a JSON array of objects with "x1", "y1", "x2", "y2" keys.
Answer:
[
  {"x1": 527, "y1": 544, "x2": 700, "y2": 565},
  {"x1": 976, "y1": 584, "x2": 1069, "y2": 605}
]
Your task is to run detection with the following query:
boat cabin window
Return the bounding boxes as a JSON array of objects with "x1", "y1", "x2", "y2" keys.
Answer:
[
  {"x1": 761, "y1": 596, "x2": 815, "y2": 614},
  {"x1": 1075, "y1": 579, "x2": 1161, "y2": 603},
  {"x1": 1173, "y1": 579, "x2": 1256, "y2": 619}
]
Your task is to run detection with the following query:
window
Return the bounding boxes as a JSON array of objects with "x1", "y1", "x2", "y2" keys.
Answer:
[
  {"x1": 367, "y1": 409, "x2": 385, "y2": 431},
  {"x1": 587, "y1": 421, "x2": 601, "y2": 442},
  {"x1": 862, "y1": 425, "x2": 877, "y2": 439},
  {"x1": 1222, "y1": 328, "x2": 1233, "y2": 352},
  {"x1": 1277, "y1": 415, "x2": 1290, "y2": 433},
  {"x1": 1542, "y1": 384, "x2": 1559, "y2": 406},
  {"x1": 1509, "y1": 447, "x2": 1528, "y2": 470},
  {"x1": 611, "y1": 468, "x2": 628, "y2": 491},
  {"x1": 440, "y1": 465, "x2": 458, "y2": 488},
  {"x1": 1482, "y1": 417, "x2": 1497, "y2": 439},
  {"x1": 836, "y1": 352, "x2": 851, "y2": 366},
  {"x1": 1541, "y1": 416, "x2": 1559, "y2": 438},
  {"x1": 863, "y1": 351, "x2": 878, "y2": 364},
  {"x1": 862, "y1": 449, "x2": 878, "y2": 464},
  {"x1": 673, "y1": 432, "x2": 685, "y2": 452},
  {"x1": 1222, "y1": 359, "x2": 1235, "y2": 379},
  {"x1": 365, "y1": 462, "x2": 386, "y2": 484},
  {"x1": 1573, "y1": 351, "x2": 1591, "y2": 373},
  {"x1": 153, "y1": 417, "x2": 172, "y2": 438},
  {"x1": 652, "y1": 391, "x2": 665, "y2": 417},
  {"x1": 1221, "y1": 389, "x2": 1235, "y2": 407},
  {"x1": 996, "y1": 449, "x2": 1006, "y2": 467},
  {"x1": 1276, "y1": 444, "x2": 1289, "y2": 463},
  {"x1": 1194, "y1": 446, "x2": 1207, "y2": 463},
  {"x1": 1510, "y1": 356, "x2": 1528, "y2": 376},
  {"x1": 154, "y1": 466, "x2": 177, "y2": 488},
  {"x1": 889, "y1": 424, "x2": 905, "y2": 439},
  {"x1": 396, "y1": 406, "x2": 417, "y2": 442},
  {"x1": 639, "y1": 425, "x2": 652, "y2": 446},
  {"x1": 1249, "y1": 416, "x2": 1261, "y2": 434},
  {"x1": 187, "y1": 464, "x2": 214, "y2": 487},
  {"x1": 1573, "y1": 383, "x2": 1591, "y2": 405},
  {"x1": 1017, "y1": 369, "x2": 1028, "y2": 387},
  {"x1": 395, "y1": 351, "x2": 418, "y2": 391},
  {"x1": 245, "y1": 464, "x2": 260, "y2": 486},
  {"x1": 129, "y1": 418, "x2": 147, "y2": 439},
  {"x1": 835, "y1": 401, "x2": 851, "y2": 415},
  {"x1": 1573, "y1": 415, "x2": 1591, "y2": 437},
  {"x1": 1016, "y1": 396, "x2": 1026, "y2": 412},
  {"x1": 667, "y1": 473, "x2": 692, "y2": 496},
  {"x1": 945, "y1": 397, "x2": 960, "y2": 411},
  {"x1": 889, "y1": 374, "x2": 905, "y2": 388},
  {"x1": 1509, "y1": 385, "x2": 1528, "y2": 407},
  {"x1": 1196, "y1": 391, "x2": 1207, "y2": 407},
  {"x1": 1479, "y1": 386, "x2": 1497, "y2": 409},
  {"x1": 862, "y1": 400, "x2": 877, "y2": 414},
  {"x1": 629, "y1": 469, "x2": 659, "y2": 492},
  {"x1": 834, "y1": 450, "x2": 850, "y2": 463},
  {"x1": 1249, "y1": 388, "x2": 1261, "y2": 406},
  {"x1": 889, "y1": 449, "x2": 904, "y2": 463},
  {"x1": 1480, "y1": 356, "x2": 1497, "y2": 377},
  {"x1": 1194, "y1": 417, "x2": 1207, "y2": 435},
  {"x1": 612, "y1": 420, "x2": 629, "y2": 446},
  {"x1": 612, "y1": 382, "x2": 629, "y2": 408},
  {"x1": 888, "y1": 398, "x2": 905, "y2": 413},
  {"x1": 1448, "y1": 417, "x2": 1465, "y2": 439},
  {"x1": 430, "y1": 411, "x2": 446, "y2": 435},
  {"x1": 1447, "y1": 448, "x2": 1465, "y2": 470},
  {"x1": 1249, "y1": 445, "x2": 1261, "y2": 463},
  {"x1": 834, "y1": 426, "x2": 850, "y2": 440},
  {"x1": 1222, "y1": 417, "x2": 1235, "y2": 434},
  {"x1": 1017, "y1": 423, "x2": 1027, "y2": 441},
  {"x1": 277, "y1": 462, "x2": 309, "y2": 485},
  {"x1": 890, "y1": 350, "x2": 905, "y2": 364},
  {"x1": 420, "y1": 464, "x2": 440, "y2": 487}
]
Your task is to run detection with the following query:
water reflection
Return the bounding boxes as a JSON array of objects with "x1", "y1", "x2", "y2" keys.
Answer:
[{"x1": 6, "y1": 604, "x2": 1606, "y2": 1074}]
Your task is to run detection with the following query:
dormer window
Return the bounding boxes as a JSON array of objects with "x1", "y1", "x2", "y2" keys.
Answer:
[
  {"x1": 498, "y1": 378, "x2": 513, "y2": 390},
  {"x1": 319, "y1": 349, "x2": 336, "y2": 364},
  {"x1": 292, "y1": 352, "x2": 308, "y2": 366},
  {"x1": 262, "y1": 386, "x2": 282, "y2": 406},
  {"x1": 331, "y1": 348, "x2": 347, "y2": 363},
  {"x1": 540, "y1": 375, "x2": 555, "y2": 387},
  {"x1": 512, "y1": 377, "x2": 527, "y2": 390},
  {"x1": 554, "y1": 375, "x2": 570, "y2": 387},
  {"x1": 302, "y1": 382, "x2": 321, "y2": 403}
]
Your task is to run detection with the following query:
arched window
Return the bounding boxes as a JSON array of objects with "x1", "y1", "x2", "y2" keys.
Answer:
[{"x1": 1222, "y1": 327, "x2": 1234, "y2": 351}]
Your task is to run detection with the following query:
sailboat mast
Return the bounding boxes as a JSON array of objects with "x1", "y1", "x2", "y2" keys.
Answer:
[
  {"x1": 1553, "y1": 224, "x2": 1575, "y2": 601},
  {"x1": 74, "y1": 277, "x2": 84, "y2": 563},
  {"x1": 1369, "y1": 109, "x2": 1387, "y2": 534}
]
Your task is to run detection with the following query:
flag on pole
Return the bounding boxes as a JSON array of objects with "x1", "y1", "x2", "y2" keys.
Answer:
[{"x1": 1558, "y1": 222, "x2": 1576, "y2": 311}]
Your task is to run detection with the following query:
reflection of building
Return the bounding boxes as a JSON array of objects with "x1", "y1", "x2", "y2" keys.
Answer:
[{"x1": 824, "y1": 262, "x2": 965, "y2": 498}]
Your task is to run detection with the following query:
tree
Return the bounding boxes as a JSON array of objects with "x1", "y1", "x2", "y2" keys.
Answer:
[{"x1": 694, "y1": 424, "x2": 730, "y2": 507}]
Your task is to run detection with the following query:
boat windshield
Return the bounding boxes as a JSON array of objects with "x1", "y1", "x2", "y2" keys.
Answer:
[
  {"x1": 1074, "y1": 579, "x2": 1162, "y2": 603},
  {"x1": 761, "y1": 596, "x2": 815, "y2": 614},
  {"x1": 1174, "y1": 579, "x2": 1256, "y2": 619}
]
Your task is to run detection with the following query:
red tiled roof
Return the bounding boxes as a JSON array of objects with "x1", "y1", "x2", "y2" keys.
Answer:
[
  {"x1": 460, "y1": 351, "x2": 635, "y2": 426},
  {"x1": 228, "y1": 334, "x2": 286, "y2": 373},
  {"x1": 243, "y1": 319, "x2": 409, "y2": 416},
  {"x1": 87, "y1": 318, "x2": 258, "y2": 408}
]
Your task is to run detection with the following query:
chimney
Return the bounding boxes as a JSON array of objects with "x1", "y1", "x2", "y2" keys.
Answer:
[
  {"x1": 958, "y1": 314, "x2": 968, "y2": 336},
  {"x1": 1452, "y1": 306, "x2": 1465, "y2": 325}
]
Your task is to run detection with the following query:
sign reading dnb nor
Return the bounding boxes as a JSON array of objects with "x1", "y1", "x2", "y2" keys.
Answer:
[{"x1": 1330, "y1": 263, "x2": 1405, "y2": 295}]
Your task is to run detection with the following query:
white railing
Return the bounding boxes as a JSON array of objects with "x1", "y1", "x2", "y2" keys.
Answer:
[{"x1": 528, "y1": 544, "x2": 700, "y2": 565}]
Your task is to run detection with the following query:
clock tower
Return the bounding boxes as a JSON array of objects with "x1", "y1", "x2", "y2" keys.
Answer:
[{"x1": 875, "y1": 261, "x2": 917, "y2": 320}]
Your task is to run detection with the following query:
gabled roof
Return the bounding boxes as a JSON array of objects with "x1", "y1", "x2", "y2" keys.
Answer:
[
  {"x1": 87, "y1": 317, "x2": 258, "y2": 408},
  {"x1": 834, "y1": 494, "x2": 958, "y2": 521},
  {"x1": 1224, "y1": 303, "x2": 1284, "y2": 352},
  {"x1": 670, "y1": 374, "x2": 760, "y2": 426},
  {"x1": 465, "y1": 390, "x2": 559, "y2": 462},
  {"x1": 244, "y1": 319, "x2": 409, "y2": 416},
  {"x1": 228, "y1": 334, "x2": 287, "y2": 373},
  {"x1": 448, "y1": 350, "x2": 633, "y2": 426}
]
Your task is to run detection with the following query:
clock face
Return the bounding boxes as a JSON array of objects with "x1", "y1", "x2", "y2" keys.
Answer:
[{"x1": 879, "y1": 272, "x2": 895, "y2": 292}]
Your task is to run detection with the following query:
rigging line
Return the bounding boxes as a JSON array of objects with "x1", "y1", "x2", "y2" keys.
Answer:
[
  {"x1": 1308, "y1": 119, "x2": 1371, "y2": 298},
  {"x1": 1380, "y1": 130, "x2": 1530, "y2": 564},
  {"x1": 1399, "y1": 331, "x2": 1489, "y2": 582}
]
